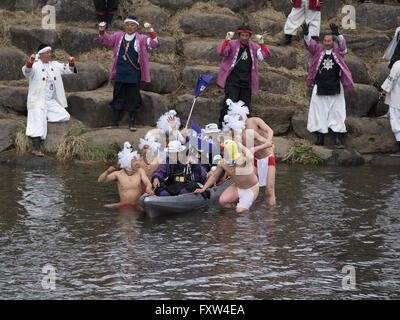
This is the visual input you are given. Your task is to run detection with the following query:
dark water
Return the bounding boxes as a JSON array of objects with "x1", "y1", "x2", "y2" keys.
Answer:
[{"x1": 0, "y1": 163, "x2": 399, "y2": 299}]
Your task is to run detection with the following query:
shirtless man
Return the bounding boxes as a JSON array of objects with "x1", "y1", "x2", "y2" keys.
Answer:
[
  {"x1": 195, "y1": 137, "x2": 270, "y2": 213},
  {"x1": 138, "y1": 136, "x2": 163, "y2": 180},
  {"x1": 227, "y1": 100, "x2": 276, "y2": 206},
  {"x1": 98, "y1": 142, "x2": 154, "y2": 208}
]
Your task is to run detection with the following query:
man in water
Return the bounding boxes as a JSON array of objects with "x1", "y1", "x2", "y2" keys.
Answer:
[
  {"x1": 137, "y1": 133, "x2": 163, "y2": 180},
  {"x1": 195, "y1": 138, "x2": 262, "y2": 213},
  {"x1": 226, "y1": 100, "x2": 277, "y2": 206},
  {"x1": 98, "y1": 142, "x2": 154, "y2": 208}
]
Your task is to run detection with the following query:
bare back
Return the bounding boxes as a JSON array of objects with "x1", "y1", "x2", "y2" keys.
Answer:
[{"x1": 245, "y1": 117, "x2": 273, "y2": 158}]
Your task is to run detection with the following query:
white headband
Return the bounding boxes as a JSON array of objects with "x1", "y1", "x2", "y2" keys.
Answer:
[
  {"x1": 36, "y1": 46, "x2": 52, "y2": 61},
  {"x1": 124, "y1": 18, "x2": 139, "y2": 26}
]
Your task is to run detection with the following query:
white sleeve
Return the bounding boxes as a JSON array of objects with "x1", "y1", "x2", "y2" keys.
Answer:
[
  {"x1": 382, "y1": 63, "x2": 400, "y2": 93},
  {"x1": 57, "y1": 61, "x2": 75, "y2": 75},
  {"x1": 304, "y1": 34, "x2": 311, "y2": 47},
  {"x1": 256, "y1": 48, "x2": 264, "y2": 61},
  {"x1": 22, "y1": 65, "x2": 34, "y2": 78}
]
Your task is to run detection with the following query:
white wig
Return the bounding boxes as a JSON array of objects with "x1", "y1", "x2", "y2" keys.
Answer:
[
  {"x1": 118, "y1": 142, "x2": 140, "y2": 172},
  {"x1": 156, "y1": 109, "x2": 181, "y2": 135},
  {"x1": 227, "y1": 100, "x2": 249, "y2": 121}
]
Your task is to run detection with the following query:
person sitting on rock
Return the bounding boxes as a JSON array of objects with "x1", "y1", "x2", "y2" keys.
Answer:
[
  {"x1": 217, "y1": 25, "x2": 271, "y2": 127},
  {"x1": 303, "y1": 23, "x2": 354, "y2": 148},
  {"x1": 151, "y1": 141, "x2": 207, "y2": 197},
  {"x1": 22, "y1": 44, "x2": 77, "y2": 157},
  {"x1": 94, "y1": 0, "x2": 118, "y2": 30},
  {"x1": 96, "y1": 15, "x2": 160, "y2": 131},
  {"x1": 380, "y1": 42, "x2": 400, "y2": 156},
  {"x1": 194, "y1": 138, "x2": 260, "y2": 213},
  {"x1": 98, "y1": 142, "x2": 154, "y2": 208},
  {"x1": 278, "y1": 0, "x2": 323, "y2": 46}
]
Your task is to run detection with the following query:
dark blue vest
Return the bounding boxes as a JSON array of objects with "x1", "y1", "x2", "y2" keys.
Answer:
[{"x1": 115, "y1": 36, "x2": 141, "y2": 84}]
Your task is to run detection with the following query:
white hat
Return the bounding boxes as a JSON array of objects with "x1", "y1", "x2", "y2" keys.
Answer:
[
  {"x1": 223, "y1": 114, "x2": 245, "y2": 134},
  {"x1": 164, "y1": 140, "x2": 186, "y2": 153},
  {"x1": 139, "y1": 134, "x2": 161, "y2": 155},
  {"x1": 157, "y1": 109, "x2": 181, "y2": 135},
  {"x1": 227, "y1": 100, "x2": 249, "y2": 121},
  {"x1": 204, "y1": 123, "x2": 221, "y2": 134},
  {"x1": 118, "y1": 142, "x2": 140, "y2": 172}
]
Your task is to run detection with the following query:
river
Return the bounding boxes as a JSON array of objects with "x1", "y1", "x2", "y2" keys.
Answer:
[{"x1": 0, "y1": 163, "x2": 399, "y2": 299}]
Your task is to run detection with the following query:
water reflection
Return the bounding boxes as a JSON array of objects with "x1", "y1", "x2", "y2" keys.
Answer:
[{"x1": 0, "y1": 164, "x2": 399, "y2": 299}]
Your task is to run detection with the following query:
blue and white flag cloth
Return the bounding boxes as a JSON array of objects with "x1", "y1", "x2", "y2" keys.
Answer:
[{"x1": 194, "y1": 73, "x2": 214, "y2": 98}]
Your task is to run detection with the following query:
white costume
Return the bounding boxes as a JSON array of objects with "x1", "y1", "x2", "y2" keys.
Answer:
[
  {"x1": 384, "y1": 27, "x2": 400, "y2": 61},
  {"x1": 118, "y1": 142, "x2": 140, "y2": 172},
  {"x1": 22, "y1": 59, "x2": 75, "y2": 139},
  {"x1": 284, "y1": 0, "x2": 321, "y2": 37},
  {"x1": 382, "y1": 61, "x2": 400, "y2": 141},
  {"x1": 156, "y1": 109, "x2": 186, "y2": 144}
]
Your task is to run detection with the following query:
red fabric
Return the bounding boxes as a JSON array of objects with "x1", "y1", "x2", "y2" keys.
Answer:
[
  {"x1": 221, "y1": 39, "x2": 229, "y2": 52},
  {"x1": 97, "y1": 11, "x2": 105, "y2": 15},
  {"x1": 69, "y1": 57, "x2": 75, "y2": 67},
  {"x1": 26, "y1": 61, "x2": 33, "y2": 68},
  {"x1": 149, "y1": 31, "x2": 157, "y2": 39},
  {"x1": 237, "y1": 29, "x2": 253, "y2": 34},
  {"x1": 261, "y1": 44, "x2": 270, "y2": 55},
  {"x1": 119, "y1": 203, "x2": 139, "y2": 208},
  {"x1": 99, "y1": 30, "x2": 105, "y2": 36},
  {"x1": 293, "y1": 0, "x2": 322, "y2": 11},
  {"x1": 253, "y1": 156, "x2": 276, "y2": 168},
  {"x1": 142, "y1": 187, "x2": 146, "y2": 195},
  {"x1": 108, "y1": 11, "x2": 116, "y2": 14}
]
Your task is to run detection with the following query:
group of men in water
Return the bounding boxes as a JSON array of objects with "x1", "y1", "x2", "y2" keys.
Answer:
[{"x1": 21, "y1": 1, "x2": 400, "y2": 212}]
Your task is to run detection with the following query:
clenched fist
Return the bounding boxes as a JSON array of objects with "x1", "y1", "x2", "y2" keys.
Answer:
[{"x1": 226, "y1": 31, "x2": 234, "y2": 41}]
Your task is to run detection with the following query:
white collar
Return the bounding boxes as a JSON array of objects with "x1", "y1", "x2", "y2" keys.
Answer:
[
  {"x1": 325, "y1": 48, "x2": 333, "y2": 55},
  {"x1": 124, "y1": 33, "x2": 135, "y2": 42}
]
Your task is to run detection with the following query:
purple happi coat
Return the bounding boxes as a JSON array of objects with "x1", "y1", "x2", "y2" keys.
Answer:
[
  {"x1": 305, "y1": 36, "x2": 354, "y2": 91},
  {"x1": 95, "y1": 31, "x2": 160, "y2": 82}
]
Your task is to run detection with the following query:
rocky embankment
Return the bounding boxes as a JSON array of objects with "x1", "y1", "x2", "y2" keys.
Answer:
[{"x1": 1, "y1": 0, "x2": 400, "y2": 166}]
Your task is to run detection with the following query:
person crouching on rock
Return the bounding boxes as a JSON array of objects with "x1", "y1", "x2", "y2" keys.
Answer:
[
  {"x1": 151, "y1": 141, "x2": 207, "y2": 197},
  {"x1": 98, "y1": 142, "x2": 154, "y2": 208},
  {"x1": 194, "y1": 138, "x2": 260, "y2": 213},
  {"x1": 96, "y1": 15, "x2": 160, "y2": 131},
  {"x1": 22, "y1": 44, "x2": 76, "y2": 157}
]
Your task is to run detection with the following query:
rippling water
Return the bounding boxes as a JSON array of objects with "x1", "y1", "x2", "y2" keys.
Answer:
[{"x1": 0, "y1": 163, "x2": 399, "y2": 299}]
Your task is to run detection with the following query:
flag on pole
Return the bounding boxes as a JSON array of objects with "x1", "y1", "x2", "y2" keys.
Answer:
[
  {"x1": 194, "y1": 73, "x2": 214, "y2": 98},
  {"x1": 189, "y1": 120, "x2": 214, "y2": 153}
]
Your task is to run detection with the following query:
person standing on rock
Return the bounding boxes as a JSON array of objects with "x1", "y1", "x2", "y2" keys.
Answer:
[
  {"x1": 381, "y1": 45, "x2": 400, "y2": 156},
  {"x1": 217, "y1": 25, "x2": 271, "y2": 127},
  {"x1": 277, "y1": 0, "x2": 323, "y2": 46},
  {"x1": 303, "y1": 23, "x2": 354, "y2": 148},
  {"x1": 94, "y1": 0, "x2": 118, "y2": 30},
  {"x1": 384, "y1": 16, "x2": 400, "y2": 65},
  {"x1": 96, "y1": 16, "x2": 160, "y2": 131},
  {"x1": 22, "y1": 44, "x2": 77, "y2": 157}
]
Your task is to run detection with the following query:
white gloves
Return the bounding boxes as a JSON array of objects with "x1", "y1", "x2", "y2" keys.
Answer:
[
  {"x1": 99, "y1": 21, "x2": 106, "y2": 31},
  {"x1": 226, "y1": 31, "x2": 234, "y2": 41},
  {"x1": 255, "y1": 34, "x2": 264, "y2": 45},
  {"x1": 144, "y1": 22, "x2": 154, "y2": 33}
]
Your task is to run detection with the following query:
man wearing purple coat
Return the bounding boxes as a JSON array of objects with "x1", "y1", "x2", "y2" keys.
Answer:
[
  {"x1": 303, "y1": 23, "x2": 354, "y2": 147},
  {"x1": 96, "y1": 16, "x2": 160, "y2": 131},
  {"x1": 216, "y1": 25, "x2": 271, "y2": 127}
]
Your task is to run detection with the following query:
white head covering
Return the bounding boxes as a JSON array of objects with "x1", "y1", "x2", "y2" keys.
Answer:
[
  {"x1": 227, "y1": 100, "x2": 249, "y2": 121},
  {"x1": 384, "y1": 27, "x2": 400, "y2": 61},
  {"x1": 223, "y1": 114, "x2": 246, "y2": 134},
  {"x1": 124, "y1": 18, "x2": 140, "y2": 26},
  {"x1": 156, "y1": 109, "x2": 181, "y2": 135},
  {"x1": 118, "y1": 142, "x2": 140, "y2": 172},
  {"x1": 139, "y1": 134, "x2": 161, "y2": 156},
  {"x1": 35, "y1": 46, "x2": 52, "y2": 61},
  {"x1": 164, "y1": 140, "x2": 186, "y2": 153}
]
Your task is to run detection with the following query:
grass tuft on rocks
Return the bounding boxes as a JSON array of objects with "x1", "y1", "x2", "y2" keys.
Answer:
[
  {"x1": 283, "y1": 141, "x2": 324, "y2": 165},
  {"x1": 14, "y1": 126, "x2": 32, "y2": 155}
]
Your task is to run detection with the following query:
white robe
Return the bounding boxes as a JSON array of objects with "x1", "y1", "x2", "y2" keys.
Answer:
[
  {"x1": 382, "y1": 61, "x2": 400, "y2": 141},
  {"x1": 284, "y1": 0, "x2": 321, "y2": 37},
  {"x1": 383, "y1": 27, "x2": 400, "y2": 61},
  {"x1": 22, "y1": 60, "x2": 75, "y2": 139}
]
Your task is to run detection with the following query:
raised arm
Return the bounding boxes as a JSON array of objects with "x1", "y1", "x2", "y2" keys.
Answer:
[
  {"x1": 330, "y1": 23, "x2": 347, "y2": 56},
  {"x1": 98, "y1": 166, "x2": 118, "y2": 183},
  {"x1": 255, "y1": 35, "x2": 271, "y2": 61},
  {"x1": 143, "y1": 22, "x2": 160, "y2": 50},
  {"x1": 253, "y1": 130, "x2": 272, "y2": 154},
  {"x1": 217, "y1": 32, "x2": 234, "y2": 57},
  {"x1": 22, "y1": 54, "x2": 36, "y2": 78},
  {"x1": 95, "y1": 22, "x2": 118, "y2": 48}
]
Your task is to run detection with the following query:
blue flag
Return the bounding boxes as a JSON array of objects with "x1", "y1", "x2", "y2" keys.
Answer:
[
  {"x1": 194, "y1": 73, "x2": 214, "y2": 98},
  {"x1": 189, "y1": 120, "x2": 214, "y2": 153}
]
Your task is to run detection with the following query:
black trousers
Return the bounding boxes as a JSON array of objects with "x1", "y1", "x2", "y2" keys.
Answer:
[
  {"x1": 94, "y1": 0, "x2": 118, "y2": 21},
  {"x1": 219, "y1": 84, "x2": 252, "y2": 126},
  {"x1": 110, "y1": 82, "x2": 142, "y2": 126}
]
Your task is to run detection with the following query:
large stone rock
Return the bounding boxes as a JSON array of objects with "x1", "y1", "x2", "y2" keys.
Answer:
[
  {"x1": 321, "y1": 0, "x2": 341, "y2": 21},
  {"x1": 0, "y1": 0, "x2": 46, "y2": 11},
  {"x1": 0, "y1": 153, "x2": 57, "y2": 168},
  {"x1": 214, "y1": 0, "x2": 259, "y2": 11},
  {"x1": 174, "y1": 94, "x2": 220, "y2": 127},
  {"x1": 0, "y1": 48, "x2": 26, "y2": 81},
  {"x1": 9, "y1": 26, "x2": 61, "y2": 55},
  {"x1": 271, "y1": 0, "x2": 292, "y2": 16},
  {"x1": 148, "y1": 0, "x2": 200, "y2": 10},
  {"x1": 42, "y1": 117, "x2": 79, "y2": 154},
  {"x1": 345, "y1": 84, "x2": 379, "y2": 117},
  {"x1": 344, "y1": 55, "x2": 370, "y2": 85},
  {"x1": 369, "y1": 155, "x2": 400, "y2": 167},
  {"x1": 0, "y1": 119, "x2": 20, "y2": 152},
  {"x1": 60, "y1": 28, "x2": 103, "y2": 56},
  {"x1": 67, "y1": 90, "x2": 169, "y2": 128},
  {"x1": 375, "y1": 62, "x2": 390, "y2": 88},
  {"x1": 291, "y1": 112, "x2": 314, "y2": 142},
  {"x1": 0, "y1": 86, "x2": 28, "y2": 115},
  {"x1": 155, "y1": 36, "x2": 176, "y2": 54},
  {"x1": 184, "y1": 40, "x2": 221, "y2": 63},
  {"x1": 267, "y1": 45, "x2": 297, "y2": 70},
  {"x1": 257, "y1": 20, "x2": 284, "y2": 37},
  {"x1": 259, "y1": 72, "x2": 291, "y2": 95},
  {"x1": 344, "y1": 34, "x2": 391, "y2": 58},
  {"x1": 141, "y1": 62, "x2": 178, "y2": 94},
  {"x1": 357, "y1": 3, "x2": 400, "y2": 31},
  {"x1": 182, "y1": 65, "x2": 220, "y2": 89},
  {"x1": 53, "y1": 0, "x2": 96, "y2": 22},
  {"x1": 81, "y1": 126, "x2": 154, "y2": 151},
  {"x1": 62, "y1": 62, "x2": 108, "y2": 92},
  {"x1": 273, "y1": 136, "x2": 295, "y2": 162},
  {"x1": 180, "y1": 13, "x2": 242, "y2": 38},
  {"x1": 252, "y1": 105, "x2": 297, "y2": 135},
  {"x1": 134, "y1": 5, "x2": 169, "y2": 28},
  {"x1": 345, "y1": 117, "x2": 399, "y2": 154},
  {"x1": 325, "y1": 149, "x2": 365, "y2": 166}
]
